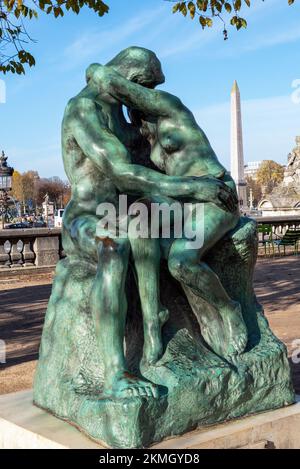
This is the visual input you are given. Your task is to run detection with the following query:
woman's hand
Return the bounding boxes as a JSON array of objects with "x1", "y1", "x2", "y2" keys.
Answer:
[{"x1": 193, "y1": 177, "x2": 238, "y2": 213}]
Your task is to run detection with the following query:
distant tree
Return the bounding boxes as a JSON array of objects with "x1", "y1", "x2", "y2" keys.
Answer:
[
  {"x1": 256, "y1": 160, "x2": 284, "y2": 195},
  {"x1": 22, "y1": 170, "x2": 39, "y2": 206},
  {"x1": 11, "y1": 169, "x2": 40, "y2": 212},
  {"x1": 11, "y1": 169, "x2": 23, "y2": 201},
  {"x1": 36, "y1": 176, "x2": 70, "y2": 208},
  {"x1": 245, "y1": 176, "x2": 262, "y2": 207},
  {"x1": 0, "y1": 0, "x2": 296, "y2": 75},
  {"x1": 11, "y1": 169, "x2": 70, "y2": 210}
]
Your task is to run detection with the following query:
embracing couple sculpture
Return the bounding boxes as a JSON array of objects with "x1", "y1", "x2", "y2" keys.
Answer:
[
  {"x1": 62, "y1": 46, "x2": 246, "y2": 398},
  {"x1": 34, "y1": 47, "x2": 294, "y2": 449}
]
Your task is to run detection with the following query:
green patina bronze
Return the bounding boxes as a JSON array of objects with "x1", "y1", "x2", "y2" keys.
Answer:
[{"x1": 33, "y1": 47, "x2": 295, "y2": 448}]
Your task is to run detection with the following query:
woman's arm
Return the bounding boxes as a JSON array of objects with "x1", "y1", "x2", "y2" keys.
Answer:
[{"x1": 87, "y1": 63, "x2": 180, "y2": 117}]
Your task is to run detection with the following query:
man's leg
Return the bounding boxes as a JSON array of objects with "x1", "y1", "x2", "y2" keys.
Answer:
[
  {"x1": 129, "y1": 235, "x2": 169, "y2": 366},
  {"x1": 90, "y1": 236, "x2": 159, "y2": 398}
]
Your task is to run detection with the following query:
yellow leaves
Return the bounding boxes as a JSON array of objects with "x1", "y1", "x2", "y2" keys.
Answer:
[
  {"x1": 188, "y1": 1, "x2": 196, "y2": 18},
  {"x1": 224, "y1": 2, "x2": 232, "y2": 13},
  {"x1": 256, "y1": 160, "x2": 284, "y2": 192},
  {"x1": 234, "y1": 0, "x2": 241, "y2": 10},
  {"x1": 53, "y1": 6, "x2": 64, "y2": 17}
]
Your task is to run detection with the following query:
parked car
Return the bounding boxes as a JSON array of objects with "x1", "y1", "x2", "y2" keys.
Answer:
[
  {"x1": 32, "y1": 221, "x2": 47, "y2": 228},
  {"x1": 6, "y1": 220, "x2": 46, "y2": 229},
  {"x1": 6, "y1": 222, "x2": 32, "y2": 229}
]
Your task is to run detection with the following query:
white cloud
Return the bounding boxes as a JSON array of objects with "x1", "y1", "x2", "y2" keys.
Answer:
[
  {"x1": 245, "y1": 25, "x2": 300, "y2": 52},
  {"x1": 63, "y1": 5, "x2": 167, "y2": 68}
]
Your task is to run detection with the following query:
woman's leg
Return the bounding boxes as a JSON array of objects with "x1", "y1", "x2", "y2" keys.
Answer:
[{"x1": 168, "y1": 207, "x2": 247, "y2": 358}]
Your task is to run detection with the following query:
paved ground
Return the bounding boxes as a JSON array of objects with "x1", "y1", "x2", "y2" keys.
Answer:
[
  {"x1": 0, "y1": 258, "x2": 299, "y2": 394},
  {"x1": 0, "y1": 274, "x2": 53, "y2": 394}
]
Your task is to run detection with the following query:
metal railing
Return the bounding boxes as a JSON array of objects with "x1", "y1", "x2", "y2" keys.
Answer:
[
  {"x1": 255, "y1": 216, "x2": 300, "y2": 256},
  {"x1": 256, "y1": 216, "x2": 300, "y2": 235}
]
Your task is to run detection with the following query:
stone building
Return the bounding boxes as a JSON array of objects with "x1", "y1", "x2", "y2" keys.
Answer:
[
  {"x1": 258, "y1": 137, "x2": 300, "y2": 216},
  {"x1": 244, "y1": 161, "x2": 263, "y2": 180}
]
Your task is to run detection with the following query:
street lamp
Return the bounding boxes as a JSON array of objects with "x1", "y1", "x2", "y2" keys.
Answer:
[{"x1": 0, "y1": 151, "x2": 14, "y2": 229}]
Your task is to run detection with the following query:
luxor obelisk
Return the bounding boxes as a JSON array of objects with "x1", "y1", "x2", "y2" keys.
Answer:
[{"x1": 230, "y1": 80, "x2": 248, "y2": 209}]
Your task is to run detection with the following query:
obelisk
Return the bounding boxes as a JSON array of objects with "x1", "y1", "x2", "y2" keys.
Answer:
[{"x1": 230, "y1": 80, "x2": 248, "y2": 210}]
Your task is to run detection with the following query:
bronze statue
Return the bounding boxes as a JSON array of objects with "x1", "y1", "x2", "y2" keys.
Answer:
[{"x1": 34, "y1": 47, "x2": 294, "y2": 449}]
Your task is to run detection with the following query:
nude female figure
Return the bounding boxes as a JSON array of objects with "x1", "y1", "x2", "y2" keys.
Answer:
[{"x1": 89, "y1": 63, "x2": 248, "y2": 364}]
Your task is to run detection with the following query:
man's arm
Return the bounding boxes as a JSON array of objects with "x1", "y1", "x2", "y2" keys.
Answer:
[
  {"x1": 71, "y1": 98, "x2": 204, "y2": 199},
  {"x1": 88, "y1": 64, "x2": 177, "y2": 118}
]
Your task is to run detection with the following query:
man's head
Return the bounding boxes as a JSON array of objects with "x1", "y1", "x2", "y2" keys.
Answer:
[{"x1": 105, "y1": 46, "x2": 165, "y2": 88}]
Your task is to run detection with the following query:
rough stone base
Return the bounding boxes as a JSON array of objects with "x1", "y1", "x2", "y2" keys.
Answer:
[
  {"x1": 33, "y1": 218, "x2": 295, "y2": 448},
  {"x1": 0, "y1": 391, "x2": 299, "y2": 449}
]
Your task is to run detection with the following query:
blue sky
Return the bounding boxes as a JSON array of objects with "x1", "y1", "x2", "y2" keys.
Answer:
[{"x1": 1, "y1": 0, "x2": 300, "y2": 179}]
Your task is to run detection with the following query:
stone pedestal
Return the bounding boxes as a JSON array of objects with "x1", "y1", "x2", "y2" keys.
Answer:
[
  {"x1": 33, "y1": 218, "x2": 295, "y2": 448},
  {"x1": 33, "y1": 236, "x2": 59, "y2": 267},
  {"x1": 0, "y1": 391, "x2": 299, "y2": 449}
]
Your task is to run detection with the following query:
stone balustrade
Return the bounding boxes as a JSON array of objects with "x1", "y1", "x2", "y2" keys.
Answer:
[
  {"x1": 0, "y1": 228, "x2": 63, "y2": 269},
  {"x1": 0, "y1": 216, "x2": 299, "y2": 269}
]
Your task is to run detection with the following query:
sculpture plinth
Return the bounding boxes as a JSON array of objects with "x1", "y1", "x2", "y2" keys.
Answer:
[{"x1": 34, "y1": 218, "x2": 294, "y2": 448}]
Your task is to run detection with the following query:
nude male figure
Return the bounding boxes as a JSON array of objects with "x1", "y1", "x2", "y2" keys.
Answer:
[
  {"x1": 62, "y1": 47, "x2": 236, "y2": 398},
  {"x1": 89, "y1": 60, "x2": 248, "y2": 364}
]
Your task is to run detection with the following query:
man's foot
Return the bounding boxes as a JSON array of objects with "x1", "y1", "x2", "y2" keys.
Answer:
[{"x1": 103, "y1": 371, "x2": 159, "y2": 399}]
